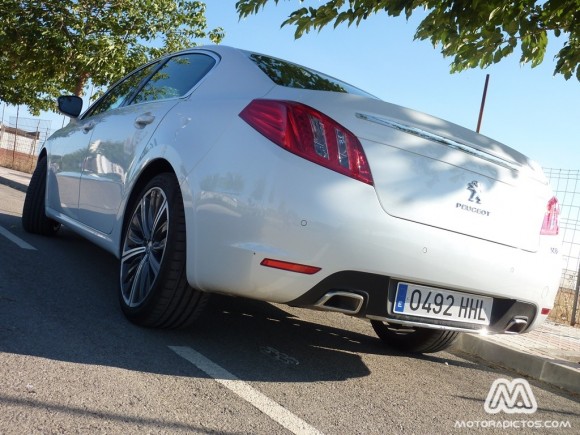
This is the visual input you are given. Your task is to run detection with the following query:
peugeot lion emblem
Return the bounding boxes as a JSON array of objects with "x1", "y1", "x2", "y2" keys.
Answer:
[{"x1": 467, "y1": 181, "x2": 482, "y2": 204}]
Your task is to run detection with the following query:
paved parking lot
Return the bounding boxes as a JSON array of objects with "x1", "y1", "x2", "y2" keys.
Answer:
[{"x1": 1, "y1": 177, "x2": 578, "y2": 434}]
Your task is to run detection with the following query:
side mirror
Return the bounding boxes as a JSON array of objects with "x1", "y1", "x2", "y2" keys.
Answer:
[{"x1": 57, "y1": 95, "x2": 83, "y2": 118}]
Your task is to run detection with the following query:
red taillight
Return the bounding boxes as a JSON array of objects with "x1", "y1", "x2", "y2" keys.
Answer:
[
  {"x1": 541, "y1": 196, "x2": 559, "y2": 236},
  {"x1": 239, "y1": 99, "x2": 373, "y2": 185},
  {"x1": 260, "y1": 258, "x2": 321, "y2": 275}
]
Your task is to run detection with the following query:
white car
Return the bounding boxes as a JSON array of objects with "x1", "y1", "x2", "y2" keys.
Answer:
[{"x1": 22, "y1": 45, "x2": 562, "y2": 353}]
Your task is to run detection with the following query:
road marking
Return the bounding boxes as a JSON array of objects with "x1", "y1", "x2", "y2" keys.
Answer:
[
  {"x1": 0, "y1": 225, "x2": 36, "y2": 250},
  {"x1": 169, "y1": 346, "x2": 322, "y2": 435}
]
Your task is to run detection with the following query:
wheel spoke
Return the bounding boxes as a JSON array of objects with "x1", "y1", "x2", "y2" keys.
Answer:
[
  {"x1": 151, "y1": 195, "x2": 168, "y2": 237},
  {"x1": 139, "y1": 196, "x2": 152, "y2": 241},
  {"x1": 126, "y1": 216, "x2": 145, "y2": 247},
  {"x1": 122, "y1": 246, "x2": 147, "y2": 262},
  {"x1": 128, "y1": 256, "x2": 149, "y2": 307},
  {"x1": 148, "y1": 252, "x2": 161, "y2": 276}
]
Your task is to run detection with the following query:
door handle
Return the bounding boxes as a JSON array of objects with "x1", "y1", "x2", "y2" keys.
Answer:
[
  {"x1": 134, "y1": 114, "x2": 155, "y2": 128},
  {"x1": 82, "y1": 121, "x2": 96, "y2": 133}
]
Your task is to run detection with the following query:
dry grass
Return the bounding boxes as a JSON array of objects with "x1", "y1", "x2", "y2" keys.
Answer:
[{"x1": 549, "y1": 287, "x2": 579, "y2": 327}]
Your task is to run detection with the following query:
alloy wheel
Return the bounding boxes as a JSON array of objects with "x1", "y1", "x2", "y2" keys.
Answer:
[{"x1": 120, "y1": 187, "x2": 169, "y2": 307}]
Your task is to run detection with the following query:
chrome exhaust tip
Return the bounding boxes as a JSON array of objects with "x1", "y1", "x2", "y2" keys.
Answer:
[
  {"x1": 314, "y1": 291, "x2": 365, "y2": 315},
  {"x1": 504, "y1": 316, "x2": 529, "y2": 334}
]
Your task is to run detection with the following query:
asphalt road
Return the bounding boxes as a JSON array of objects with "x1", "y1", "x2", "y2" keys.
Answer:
[{"x1": 0, "y1": 182, "x2": 578, "y2": 434}]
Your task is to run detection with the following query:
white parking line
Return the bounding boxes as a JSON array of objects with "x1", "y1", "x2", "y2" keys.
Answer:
[
  {"x1": 0, "y1": 225, "x2": 36, "y2": 250},
  {"x1": 169, "y1": 346, "x2": 323, "y2": 435}
]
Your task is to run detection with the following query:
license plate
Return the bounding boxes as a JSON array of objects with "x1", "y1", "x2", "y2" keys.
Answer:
[{"x1": 393, "y1": 283, "x2": 493, "y2": 325}]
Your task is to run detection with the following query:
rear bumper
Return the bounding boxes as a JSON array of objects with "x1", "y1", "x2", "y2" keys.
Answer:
[
  {"x1": 188, "y1": 183, "x2": 560, "y2": 333},
  {"x1": 288, "y1": 271, "x2": 538, "y2": 334}
]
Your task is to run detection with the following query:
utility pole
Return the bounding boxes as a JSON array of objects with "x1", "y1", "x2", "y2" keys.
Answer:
[{"x1": 476, "y1": 74, "x2": 490, "y2": 133}]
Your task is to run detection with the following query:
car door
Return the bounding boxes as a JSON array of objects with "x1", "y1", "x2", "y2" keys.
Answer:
[
  {"x1": 46, "y1": 114, "x2": 98, "y2": 221},
  {"x1": 77, "y1": 52, "x2": 217, "y2": 234},
  {"x1": 46, "y1": 61, "x2": 161, "y2": 221}
]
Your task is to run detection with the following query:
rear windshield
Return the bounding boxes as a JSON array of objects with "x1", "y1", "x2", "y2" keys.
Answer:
[{"x1": 247, "y1": 52, "x2": 376, "y2": 98}]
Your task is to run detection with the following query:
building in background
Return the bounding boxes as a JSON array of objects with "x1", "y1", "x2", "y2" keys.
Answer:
[{"x1": 0, "y1": 117, "x2": 51, "y2": 172}]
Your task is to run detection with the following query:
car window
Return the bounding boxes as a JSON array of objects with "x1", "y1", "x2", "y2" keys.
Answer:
[
  {"x1": 84, "y1": 62, "x2": 160, "y2": 118},
  {"x1": 247, "y1": 52, "x2": 376, "y2": 99},
  {"x1": 131, "y1": 53, "x2": 216, "y2": 104}
]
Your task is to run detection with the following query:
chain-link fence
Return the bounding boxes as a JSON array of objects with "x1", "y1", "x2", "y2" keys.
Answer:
[
  {"x1": 0, "y1": 117, "x2": 52, "y2": 173},
  {"x1": 544, "y1": 168, "x2": 580, "y2": 326}
]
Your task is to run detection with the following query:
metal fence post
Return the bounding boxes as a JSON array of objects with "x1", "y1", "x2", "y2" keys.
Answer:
[
  {"x1": 12, "y1": 107, "x2": 19, "y2": 168},
  {"x1": 572, "y1": 263, "x2": 579, "y2": 326}
]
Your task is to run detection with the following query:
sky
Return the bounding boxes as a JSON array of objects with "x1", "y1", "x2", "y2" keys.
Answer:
[{"x1": 2, "y1": 1, "x2": 579, "y2": 170}]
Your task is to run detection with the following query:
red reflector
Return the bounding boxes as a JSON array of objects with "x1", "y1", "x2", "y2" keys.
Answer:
[
  {"x1": 239, "y1": 99, "x2": 373, "y2": 185},
  {"x1": 260, "y1": 258, "x2": 321, "y2": 275},
  {"x1": 540, "y1": 196, "x2": 559, "y2": 235},
  {"x1": 541, "y1": 308, "x2": 551, "y2": 315}
]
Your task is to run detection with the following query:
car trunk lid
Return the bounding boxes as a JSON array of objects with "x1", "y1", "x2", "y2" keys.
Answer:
[{"x1": 266, "y1": 89, "x2": 551, "y2": 252}]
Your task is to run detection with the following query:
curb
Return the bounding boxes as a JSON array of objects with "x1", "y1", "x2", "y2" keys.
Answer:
[{"x1": 455, "y1": 333, "x2": 580, "y2": 395}]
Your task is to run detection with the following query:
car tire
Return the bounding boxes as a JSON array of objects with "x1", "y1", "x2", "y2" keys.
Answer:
[
  {"x1": 370, "y1": 320, "x2": 459, "y2": 353},
  {"x1": 22, "y1": 155, "x2": 61, "y2": 236},
  {"x1": 119, "y1": 173, "x2": 208, "y2": 328}
]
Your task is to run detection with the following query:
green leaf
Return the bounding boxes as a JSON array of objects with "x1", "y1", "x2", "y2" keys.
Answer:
[{"x1": 0, "y1": 0, "x2": 225, "y2": 111}]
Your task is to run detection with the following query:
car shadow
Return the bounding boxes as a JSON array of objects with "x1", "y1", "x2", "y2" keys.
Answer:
[{"x1": 0, "y1": 212, "x2": 504, "y2": 386}]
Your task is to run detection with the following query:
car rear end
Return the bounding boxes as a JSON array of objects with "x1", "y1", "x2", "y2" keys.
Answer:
[
  {"x1": 236, "y1": 83, "x2": 562, "y2": 336},
  {"x1": 185, "y1": 48, "x2": 562, "y2": 341}
]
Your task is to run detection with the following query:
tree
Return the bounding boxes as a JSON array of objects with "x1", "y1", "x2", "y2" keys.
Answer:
[
  {"x1": 236, "y1": 0, "x2": 580, "y2": 81},
  {"x1": 0, "y1": 1, "x2": 224, "y2": 114}
]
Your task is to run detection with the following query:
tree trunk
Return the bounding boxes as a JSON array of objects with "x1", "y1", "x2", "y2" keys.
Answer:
[{"x1": 74, "y1": 72, "x2": 90, "y2": 96}]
